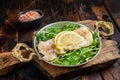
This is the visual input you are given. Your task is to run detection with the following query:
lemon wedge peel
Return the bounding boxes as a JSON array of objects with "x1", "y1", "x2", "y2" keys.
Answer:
[{"x1": 54, "y1": 31, "x2": 85, "y2": 53}]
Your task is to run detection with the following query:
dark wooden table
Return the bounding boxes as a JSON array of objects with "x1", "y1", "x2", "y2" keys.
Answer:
[{"x1": 0, "y1": 0, "x2": 120, "y2": 80}]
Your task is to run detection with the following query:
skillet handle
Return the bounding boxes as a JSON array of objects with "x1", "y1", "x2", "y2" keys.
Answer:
[{"x1": 0, "y1": 50, "x2": 32, "y2": 76}]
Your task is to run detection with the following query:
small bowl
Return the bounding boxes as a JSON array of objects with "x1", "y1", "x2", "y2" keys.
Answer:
[{"x1": 18, "y1": 9, "x2": 44, "y2": 30}]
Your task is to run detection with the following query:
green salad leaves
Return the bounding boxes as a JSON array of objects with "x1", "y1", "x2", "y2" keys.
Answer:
[
  {"x1": 36, "y1": 24, "x2": 100, "y2": 66},
  {"x1": 36, "y1": 24, "x2": 80, "y2": 42},
  {"x1": 51, "y1": 32, "x2": 99, "y2": 66}
]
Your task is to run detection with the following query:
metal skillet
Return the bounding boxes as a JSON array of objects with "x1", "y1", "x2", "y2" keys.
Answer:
[{"x1": 33, "y1": 21, "x2": 102, "y2": 67}]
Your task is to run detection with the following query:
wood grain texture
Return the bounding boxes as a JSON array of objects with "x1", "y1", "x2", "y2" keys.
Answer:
[
  {"x1": 34, "y1": 39, "x2": 120, "y2": 80},
  {"x1": 0, "y1": 0, "x2": 120, "y2": 80},
  {"x1": 0, "y1": 0, "x2": 19, "y2": 52},
  {"x1": 33, "y1": 20, "x2": 120, "y2": 80},
  {"x1": 81, "y1": 72, "x2": 102, "y2": 80},
  {"x1": 0, "y1": 50, "x2": 32, "y2": 76},
  {"x1": 101, "y1": 0, "x2": 120, "y2": 28},
  {"x1": 0, "y1": 52, "x2": 20, "y2": 76}
]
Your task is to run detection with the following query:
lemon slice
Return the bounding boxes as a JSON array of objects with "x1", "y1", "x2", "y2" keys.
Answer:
[{"x1": 54, "y1": 31, "x2": 84, "y2": 53}]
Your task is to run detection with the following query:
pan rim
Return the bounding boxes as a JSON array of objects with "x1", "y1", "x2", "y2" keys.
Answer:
[{"x1": 33, "y1": 21, "x2": 102, "y2": 67}]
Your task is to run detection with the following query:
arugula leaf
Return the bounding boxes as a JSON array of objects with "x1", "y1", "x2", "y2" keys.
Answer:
[
  {"x1": 36, "y1": 23, "x2": 100, "y2": 66},
  {"x1": 51, "y1": 32, "x2": 100, "y2": 66},
  {"x1": 36, "y1": 24, "x2": 80, "y2": 42}
]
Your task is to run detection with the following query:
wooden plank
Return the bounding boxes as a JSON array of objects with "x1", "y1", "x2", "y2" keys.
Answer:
[
  {"x1": 34, "y1": 38, "x2": 120, "y2": 80},
  {"x1": 81, "y1": 72, "x2": 102, "y2": 80},
  {"x1": 0, "y1": 50, "x2": 32, "y2": 76},
  {"x1": 100, "y1": 63, "x2": 120, "y2": 80},
  {"x1": 0, "y1": 0, "x2": 21, "y2": 80},
  {"x1": 0, "y1": 0, "x2": 19, "y2": 52},
  {"x1": 33, "y1": 20, "x2": 120, "y2": 80},
  {"x1": 47, "y1": 0, "x2": 120, "y2": 80},
  {"x1": 77, "y1": 0, "x2": 120, "y2": 42},
  {"x1": 33, "y1": 0, "x2": 120, "y2": 80},
  {"x1": 87, "y1": 72, "x2": 102, "y2": 80},
  {"x1": 101, "y1": 0, "x2": 120, "y2": 29},
  {"x1": 83, "y1": 0, "x2": 119, "y2": 80},
  {"x1": 35, "y1": 0, "x2": 54, "y2": 25},
  {"x1": 20, "y1": 0, "x2": 36, "y2": 11},
  {"x1": 0, "y1": 20, "x2": 120, "y2": 79},
  {"x1": 77, "y1": 1, "x2": 120, "y2": 79},
  {"x1": 99, "y1": 60, "x2": 120, "y2": 80},
  {"x1": 47, "y1": 0, "x2": 81, "y2": 21},
  {"x1": 0, "y1": 0, "x2": 120, "y2": 80}
]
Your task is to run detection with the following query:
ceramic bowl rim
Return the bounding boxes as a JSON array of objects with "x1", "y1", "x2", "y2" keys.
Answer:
[{"x1": 18, "y1": 9, "x2": 44, "y2": 23}]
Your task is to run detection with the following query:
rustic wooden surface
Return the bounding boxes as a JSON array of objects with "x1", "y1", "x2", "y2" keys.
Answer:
[
  {"x1": 0, "y1": 50, "x2": 32, "y2": 76},
  {"x1": 0, "y1": 0, "x2": 120, "y2": 80},
  {"x1": 102, "y1": 0, "x2": 120, "y2": 29},
  {"x1": 34, "y1": 38, "x2": 120, "y2": 80},
  {"x1": 1, "y1": 20, "x2": 119, "y2": 79}
]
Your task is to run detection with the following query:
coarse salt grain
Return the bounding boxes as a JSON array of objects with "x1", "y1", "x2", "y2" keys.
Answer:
[{"x1": 19, "y1": 11, "x2": 41, "y2": 22}]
